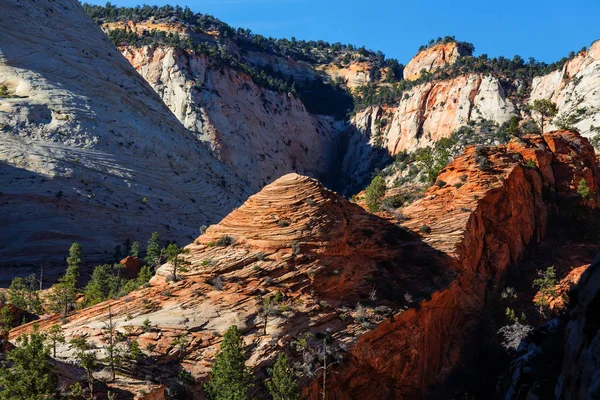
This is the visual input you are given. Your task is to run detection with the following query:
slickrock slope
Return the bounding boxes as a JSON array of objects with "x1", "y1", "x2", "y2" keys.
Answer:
[
  {"x1": 530, "y1": 40, "x2": 600, "y2": 139},
  {"x1": 403, "y1": 41, "x2": 473, "y2": 81},
  {"x1": 11, "y1": 131, "x2": 598, "y2": 398},
  {"x1": 11, "y1": 173, "x2": 451, "y2": 398},
  {"x1": 0, "y1": 0, "x2": 249, "y2": 266},
  {"x1": 121, "y1": 45, "x2": 340, "y2": 189}
]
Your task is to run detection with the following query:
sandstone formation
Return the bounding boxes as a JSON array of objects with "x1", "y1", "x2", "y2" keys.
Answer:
[
  {"x1": 349, "y1": 74, "x2": 517, "y2": 155},
  {"x1": 10, "y1": 131, "x2": 598, "y2": 398},
  {"x1": 120, "y1": 45, "x2": 340, "y2": 189},
  {"x1": 403, "y1": 41, "x2": 473, "y2": 81},
  {"x1": 530, "y1": 40, "x2": 600, "y2": 139},
  {"x1": 315, "y1": 61, "x2": 383, "y2": 89},
  {"x1": 0, "y1": 0, "x2": 250, "y2": 267}
]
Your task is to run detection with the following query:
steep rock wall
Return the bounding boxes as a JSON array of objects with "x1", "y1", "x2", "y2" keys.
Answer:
[
  {"x1": 343, "y1": 74, "x2": 518, "y2": 187},
  {"x1": 530, "y1": 40, "x2": 600, "y2": 139},
  {"x1": 308, "y1": 131, "x2": 599, "y2": 398},
  {"x1": 121, "y1": 45, "x2": 340, "y2": 189}
]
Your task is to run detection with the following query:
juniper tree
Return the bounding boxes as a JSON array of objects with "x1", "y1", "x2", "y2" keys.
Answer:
[
  {"x1": 204, "y1": 325, "x2": 253, "y2": 400},
  {"x1": 261, "y1": 291, "x2": 283, "y2": 335},
  {"x1": 128, "y1": 340, "x2": 143, "y2": 365}
]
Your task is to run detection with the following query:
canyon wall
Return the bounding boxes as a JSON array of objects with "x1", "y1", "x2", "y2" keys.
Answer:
[
  {"x1": 530, "y1": 40, "x2": 600, "y2": 139},
  {"x1": 120, "y1": 45, "x2": 341, "y2": 190}
]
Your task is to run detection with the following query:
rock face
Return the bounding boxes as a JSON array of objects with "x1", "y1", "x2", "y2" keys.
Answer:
[
  {"x1": 11, "y1": 131, "x2": 598, "y2": 398},
  {"x1": 502, "y1": 254, "x2": 600, "y2": 400},
  {"x1": 347, "y1": 74, "x2": 517, "y2": 155},
  {"x1": 530, "y1": 40, "x2": 600, "y2": 139},
  {"x1": 315, "y1": 61, "x2": 382, "y2": 89},
  {"x1": 556, "y1": 253, "x2": 600, "y2": 400},
  {"x1": 120, "y1": 45, "x2": 340, "y2": 189},
  {"x1": 0, "y1": 0, "x2": 250, "y2": 266},
  {"x1": 403, "y1": 42, "x2": 473, "y2": 81},
  {"x1": 309, "y1": 131, "x2": 598, "y2": 398}
]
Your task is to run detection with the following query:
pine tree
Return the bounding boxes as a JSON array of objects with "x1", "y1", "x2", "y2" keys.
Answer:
[
  {"x1": 0, "y1": 328, "x2": 58, "y2": 399},
  {"x1": 137, "y1": 265, "x2": 154, "y2": 284},
  {"x1": 102, "y1": 308, "x2": 123, "y2": 381},
  {"x1": 0, "y1": 305, "x2": 13, "y2": 345},
  {"x1": 47, "y1": 324, "x2": 65, "y2": 358},
  {"x1": 66, "y1": 242, "x2": 83, "y2": 285},
  {"x1": 204, "y1": 325, "x2": 253, "y2": 400},
  {"x1": 165, "y1": 243, "x2": 191, "y2": 282},
  {"x1": 531, "y1": 99, "x2": 558, "y2": 134},
  {"x1": 71, "y1": 336, "x2": 99, "y2": 398},
  {"x1": 47, "y1": 274, "x2": 77, "y2": 316},
  {"x1": 145, "y1": 232, "x2": 163, "y2": 267},
  {"x1": 267, "y1": 354, "x2": 299, "y2": 400},
  {"x1": 129, "y1": 340, "x2": 143, "y2": 365},
  {"x1": 130, "y1": 241, "x2": 141, "y2": 258}
]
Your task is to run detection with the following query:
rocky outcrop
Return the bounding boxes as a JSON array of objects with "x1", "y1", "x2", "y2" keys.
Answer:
[
  {"x1": 120, "y1": 45, "x2": 340, "y2": 189},
  {"x1": 0, "y1": 0, "x2": 250, "y2": 267},
  {"x1": 11, "y1": 131, "x2": 598, "y2": 398},
  {"x1": 347, "y1": 74, "x2": 518, "y2": 156},
  {"x1": 316, "y1": 61, "x2": 382, "y2": 89},
  {"x1": 530, "y1": 40, "x2": 600, "y2": 140},
  {"x1": 556, "y1": 253, "x2": 600, "y2": 399},
  {"x1": 403, "y1": 42, "x2": 473, "y2": 81}
]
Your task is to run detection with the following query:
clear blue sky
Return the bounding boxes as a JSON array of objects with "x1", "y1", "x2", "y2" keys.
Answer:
[{"x1": 85, "y1": 0, "x2": 599, "y2": 64}]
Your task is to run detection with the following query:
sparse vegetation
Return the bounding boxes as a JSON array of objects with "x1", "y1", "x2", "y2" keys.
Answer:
[
  {"x1": 364, "y1": 176, "x2": 387, "y2": 212},
  {"x1": 532, "y1": 266, "x2": 557, "y2": 318}
]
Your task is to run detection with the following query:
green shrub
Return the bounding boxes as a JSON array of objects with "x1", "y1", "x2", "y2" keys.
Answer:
[
  {"x1": 217, "y1": 235, "x2": 234, "y2": 246},
  {"x1": 365, "y1": 176, "x2": 387, "y2": 212}
]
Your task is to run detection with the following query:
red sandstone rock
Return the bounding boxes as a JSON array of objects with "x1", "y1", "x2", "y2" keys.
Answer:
[{"x1": 120, "y1": 256, "x2": 144, "y2": 279}]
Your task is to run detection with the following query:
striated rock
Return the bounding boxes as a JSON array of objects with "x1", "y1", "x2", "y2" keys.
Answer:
[
  {"x1": 10, "y1": 132, "x2": 599, "y2": 399},
  {"x1": 120, "y1": 45, "x2": 340, "y2": 189},
  {"x1": 348, "y1": 74, "x2": 517, "y2": 155},
  {"x1": 0, "y1": 0, "x2": 250, "y2": 267},
  {"x1": 403, "y1": 42, "x2": 473, "y2": 81},
  {"x1": 530, "y1": 40, "x2": 600, "y2": 140}
]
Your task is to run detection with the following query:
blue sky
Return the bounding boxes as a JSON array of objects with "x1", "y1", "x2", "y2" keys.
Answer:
[{"x1": 85, "y1": 0, "x2": 599, "y2": 64}]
